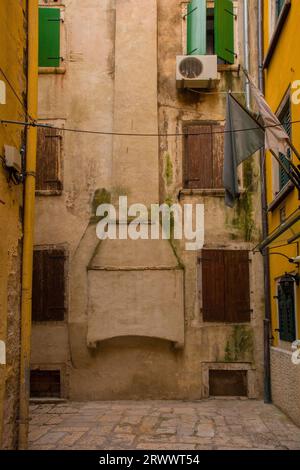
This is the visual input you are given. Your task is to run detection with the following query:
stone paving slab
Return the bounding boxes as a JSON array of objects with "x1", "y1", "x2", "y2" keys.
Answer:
[{"x1": 28, "y1": 399, "x2": 300, "y2": 450}]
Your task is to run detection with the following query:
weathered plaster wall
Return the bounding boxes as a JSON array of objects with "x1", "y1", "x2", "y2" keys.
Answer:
[
  {"x1": 0, "y1": 0, "x2": 27, "y2": 449},
  {"x1": 157, "y1": 0, "x2": 264, "y2": 398},
  {"x1": 33, "y1": 0, "x2": 264, "y2": 400}
]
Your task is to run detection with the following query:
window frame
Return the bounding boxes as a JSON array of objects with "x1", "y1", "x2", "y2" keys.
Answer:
[
  {"x1": 199, "y1": 248, "x2": 252, "y2": 324},
  {"x1": 182, "y1": 0, "x2": 238, "y2": 65},
  {"x1": 271, "y1": 90, "x2": 292, "y2": 198},
  {"x1": 276, "y1": 276, "x2": 298, "y2": 344},
  {"x1": 38, "y1": 3, "x2": 66, "y2": 74},
  {"x1": 36, "y1": 119, "x2": 64, "y2": 196},
  {"x1": 183, "y1": 120, "x2": 225, "y2": 191},
  {"x1": 264, "y1": 0, "x2": 291, "y2": 69}
]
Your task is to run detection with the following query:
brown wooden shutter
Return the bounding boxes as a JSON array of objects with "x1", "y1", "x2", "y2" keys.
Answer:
[
  {"x1": 224, "y1": 250, "x2": 251, "y2": 322},
  {"x1": 32, "y1": 249, "x2": 65, "y2": 321},
  {"x1": 184, "y1": 125, "x2": 213, "y2": 189},
  {"x1": 202, "y1": 250, "x2": 225, "y2": 322},
  {"x1": 45, "y1": 250, "x2": 65, "y2": 321},
  {"x1": 32, "y1": 250, "x2": 44, "y2": 321},
  {"x1": 184, "y1": 124, "x2": 224, "y2": 189},
  {"x1": 212, "y1": 124, "x2": 224, "y2": 189},
  {"x1": 201, "y1": 249, "x2": 250, "y2": 323},
  {"x1": 36, "y1": 127, "x2": 62, "y2": 191}
]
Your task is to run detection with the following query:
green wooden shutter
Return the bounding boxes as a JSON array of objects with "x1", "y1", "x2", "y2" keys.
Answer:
[
  {"x1": 187, "y1": 0, "x2": 206, "y2": 55},
  {"x1": 39, "y1": 8, "x2": 61, "y2": 67},
  {"x1": 215, "y1": 0, "x2": 235, "y2": 64}
]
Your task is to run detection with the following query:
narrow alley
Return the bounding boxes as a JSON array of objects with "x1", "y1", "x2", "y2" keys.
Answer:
[{"x1": 1, "y1": 0, "x2": 300, "y2": 458}]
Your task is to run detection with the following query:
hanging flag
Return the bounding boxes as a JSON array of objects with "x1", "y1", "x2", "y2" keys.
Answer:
[
  {"x1": 249, "y1": 82, "x2": 290, "y2": 157},
  {"x1": 223, "y1": 94, "x2": 265, "y2": 208}
]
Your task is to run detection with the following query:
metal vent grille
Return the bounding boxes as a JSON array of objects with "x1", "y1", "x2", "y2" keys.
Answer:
[
  {"x1": 179, "y1": 57, "x2": 203, "y2": 79},
  {"x1": 30, "y1": 369, "x2": 61, "y2": 398}
]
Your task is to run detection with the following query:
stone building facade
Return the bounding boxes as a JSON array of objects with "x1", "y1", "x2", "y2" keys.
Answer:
[{"x1": 32, "y1": 0, "x2": 264, "y2": 401}]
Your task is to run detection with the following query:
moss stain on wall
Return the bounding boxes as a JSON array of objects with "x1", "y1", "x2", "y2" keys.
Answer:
[
  {"x1": 224, "y1": 325, "x2": 254, "y2": 362},
  {"x1": 228, "y1": 159, "x2": 255, "y2": 242},
  {"x1": 164, "y1": 153, "x2": 173, "y2": 187},
  {"x1": 90, "y1": 188, "x2": 111, "y2": 223}
]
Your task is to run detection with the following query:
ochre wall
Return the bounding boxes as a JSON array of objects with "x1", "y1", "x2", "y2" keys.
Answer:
[
  {"x1": 0, "y1": 0, "x2": 27, "y2": 449},
  {"x1": 263, "y1": 0, "x2": 300, "y2": 425}
]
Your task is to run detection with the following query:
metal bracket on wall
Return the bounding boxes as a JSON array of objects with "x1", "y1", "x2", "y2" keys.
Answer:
[{"x1": 182, "y1": 6, "x2": 198, "y2": 20}]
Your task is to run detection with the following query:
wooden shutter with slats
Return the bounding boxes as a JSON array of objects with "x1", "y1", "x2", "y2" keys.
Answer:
[
  {"x1": 214, "y1": 0, "x2": 235, "y2": 64},
  {"x1": 39, "y1": 8, "x2": 61, "y2": 67},
  {"x1": 201, "y1": 249, "x2": 251, "y2": 323},
  {"x1": 32, "y1": 249, "x2": 65, "y2": 322},
  {"x1": 187, "y1": 0, "x2": 206, "y2": 55},
  {"x1": 36, "y1": 126, "x2": 62, "y2": 191},
  {"x1": 224, "y1": 250, "x2": 251, "y2": 322},
  {"x1": 184, "y1": 124, "x2": 224, "y2": 189},
  {"x1": 279, "y1": 101, "x2": 291, "y2": 190},
  {"x1": 202, "y1": 250, "x2": 225, "y2": 322}
]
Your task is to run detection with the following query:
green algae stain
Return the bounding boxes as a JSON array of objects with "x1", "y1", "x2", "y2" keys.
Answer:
[
  {"x1": 90, "y1": 188, "x2": 111, "y2": 224},
  {"x1": 164, "y1": 153, "x2": 173, "y2": 186},
  {"x1": 224, "y1": 325, "x2": 254, "y2": 362}
]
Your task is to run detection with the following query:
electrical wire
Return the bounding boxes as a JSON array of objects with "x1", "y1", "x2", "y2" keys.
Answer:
[
  {"x1": 2, "y1": 117, "x2": 300, "y2": 137},
  {"x1": 264, "y1": 252, "x2": 295, "y2": 263},
  {"x1": 0, "y1": 68, "x2": 298, "y2": 137},
  {"x1": 0, "y1": 66, "x2": 34, "y2": 123}
]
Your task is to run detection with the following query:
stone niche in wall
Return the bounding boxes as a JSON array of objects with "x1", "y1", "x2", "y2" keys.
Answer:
[{"x1": 86, "y1": 237, "x2": 184, "y2": 349}]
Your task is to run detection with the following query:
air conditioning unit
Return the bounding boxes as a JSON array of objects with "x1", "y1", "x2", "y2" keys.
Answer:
[{"x1": 176, "y1": 55, "x2": 220, "y2": 89}]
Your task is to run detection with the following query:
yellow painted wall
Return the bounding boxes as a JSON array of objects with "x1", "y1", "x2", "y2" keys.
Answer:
[
  {"x1": 263, "y1": 0, "x2": 300, "y2": 346},
  {"x1": 0, "y1": 0, "x2": 27, "y2": 449}
]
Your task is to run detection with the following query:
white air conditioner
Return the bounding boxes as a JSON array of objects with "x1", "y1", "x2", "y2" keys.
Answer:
[{"x1": 176, "y1": 55, "x2": 220, "y2": 89}]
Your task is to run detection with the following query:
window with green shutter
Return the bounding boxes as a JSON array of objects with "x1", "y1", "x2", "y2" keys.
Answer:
[
  {"x1": 187, "y1": 0, "x2": 206, "y2": 55},
  {"x1": 278, "y1": 99, "x2": 291, "y2": 191},
  {"x1": 214, "y1": 0, "x2": 235, "y2": 64},
  {"x1": 39, "y1": 8, "x2": 61, "y2": 67},
  {"x1": 186, "y1": 0, "x2": 235, "y2": 64},
  {"x1": 277, "y1": 276, "x2": 296, "y2": 343}
]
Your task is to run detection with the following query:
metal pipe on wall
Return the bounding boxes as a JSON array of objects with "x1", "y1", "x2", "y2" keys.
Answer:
[
  {"x1": 258, "y1": 0, "x2": 272, "y2": 404},
  {"x1": 243, "y1": 0, "x2": 251, "y2": 109},
  {"x1": 18, "y1": 0, "x2": 39, "y2": 449}
]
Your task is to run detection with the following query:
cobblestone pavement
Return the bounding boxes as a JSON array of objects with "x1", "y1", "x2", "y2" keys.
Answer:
[{"x1": 28, "y1": 399, "x2": 300, "y2": 450}]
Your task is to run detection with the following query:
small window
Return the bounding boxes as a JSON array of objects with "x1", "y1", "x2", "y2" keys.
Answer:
[
  {"x1": 183, "y1": 123, "x2": 224, "y2": 189},
  {"x1": 30, "y1": 370, "x2": 61, "y2": 398},
  {"x1": 277, "y1": 276, "x2": 296, "y2": 343},
  {"x1": 32, "y1": 249, "x2": 66, "y2": 322},
  {"x1": 200, "y1": 250, "x2": 251, "y2": 323},
  {"x1": 186, "y1": 0, "x2": 235, "y2": 64},
  {"x1": 39, "y1": 7, "x2": 61, "y2": 67},
  {"x1": 278, "y1": 99, "x2": 291, "y2": 191},
  {"x1": 36, "y1": 126, "x2": 62, "y2": 192}
]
